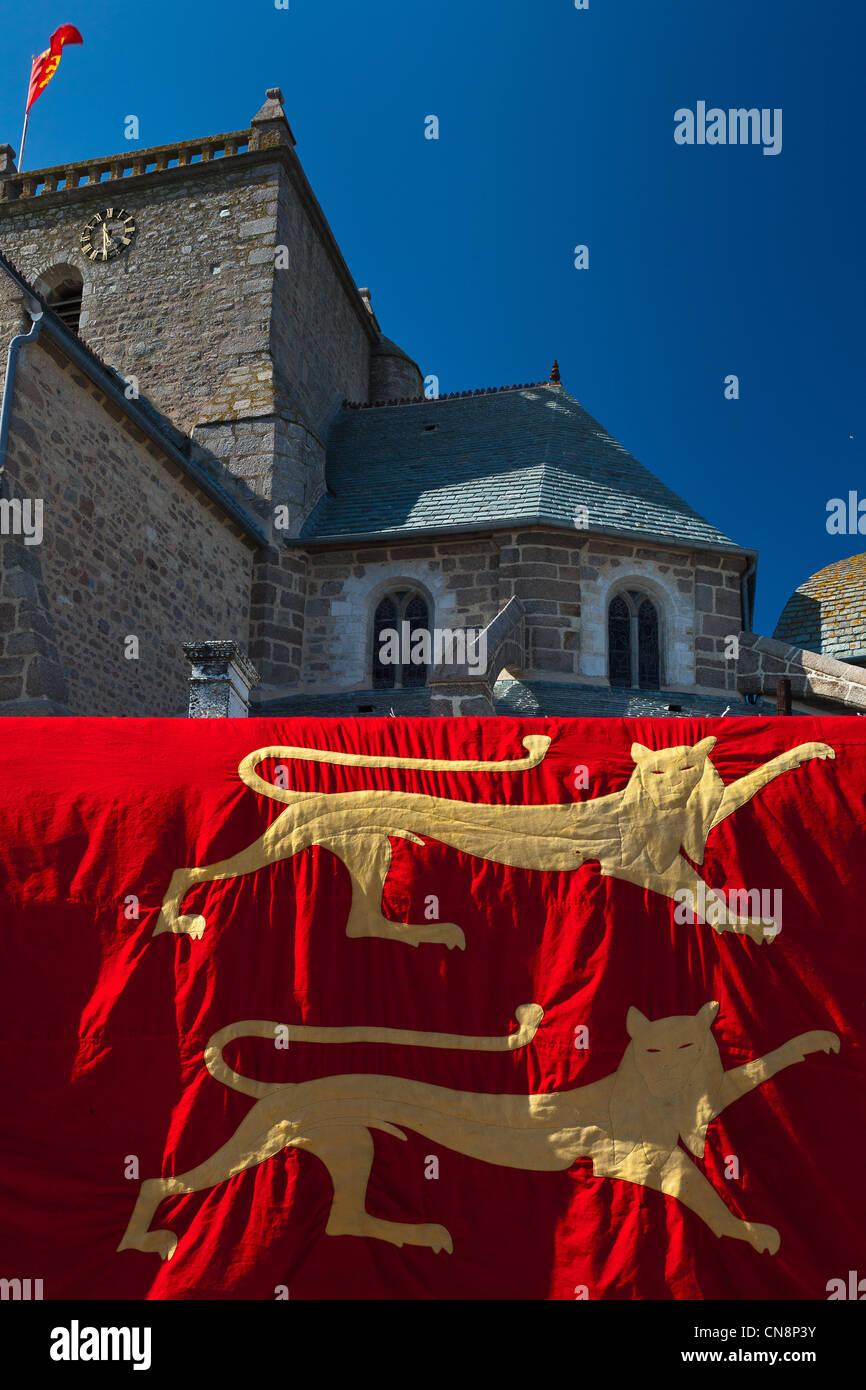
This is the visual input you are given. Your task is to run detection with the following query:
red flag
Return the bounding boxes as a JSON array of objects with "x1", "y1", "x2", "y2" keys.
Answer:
[
  {"x1": 25, "y1": 24, "x2": 83, "y2": 113},
  {"x1": 0, "y1": 715, "x2": 862, "y2": 1299}
]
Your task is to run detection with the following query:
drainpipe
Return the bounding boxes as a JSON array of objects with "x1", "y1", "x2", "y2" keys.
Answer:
[
  {"x1": 0, "y1": 303, "x2": 44, "y2": 484},
  {"x1": 740, "y1": 555, "x2": 758, "y2": 704},
  {"x1": 740, "y1": 556, "x2": 756, "y2": 631}
]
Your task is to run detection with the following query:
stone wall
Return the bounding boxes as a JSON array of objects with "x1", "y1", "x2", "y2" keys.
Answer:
[
  {"x1": 249, "y1": 544, "x2": 308, "y2": 698},
  {"x1": 691, "y1": 553, "x2": 746, "y2": 691},
  {"x1": 299, "y1": 536, "x2": 500, "y2": 689},
  {"x1": 500, "y1": 529, "x2": 745, "y2": 693},
  {"x1": 574, "y1": 535, "x2": 743, "y2": 692},
  {"x1": 0, "y1": 267, "x2": 25, "y2": 361},
  {"x1": 271, "y1": 163, "x2": 371, "y2": 439},
  {"x1": 0, "y1": 527, "x2": 70, "y2": 714},
  {"x1": 495, "y1": 530, "x2": 583, "y2": 678},
  {"x1": 295, "y1": 527, "x2": 746, "y2": 696},
  {"x1": 191, "y1": 414, "x2": 326, "y2": 523},
  {"x1": 369, "y1": 343, "x2": 424, "y2": 404},
  {"x1": 1, "y1": 338, "x2": 255, "y2": 715}
]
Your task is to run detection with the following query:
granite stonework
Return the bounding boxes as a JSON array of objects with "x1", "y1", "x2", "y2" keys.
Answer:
[
  {"x1": 0, "y1": 93, "x2": 379, "y2": 540},
  {"x1": 185, "y1": 640, "x2": 260, "y2": 717},
  {"x1": 0, "y1": 276, "x2": 255, "y2": 716},
  {"x1": 736, "y1": 631, "x2": 866, "y2": 713},
  {"x1": 295, "y1": 528, "x2": 746, "y2": 700}
]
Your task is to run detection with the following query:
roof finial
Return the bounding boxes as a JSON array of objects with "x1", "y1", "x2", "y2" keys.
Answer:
[{"x1": 549, "y1": 359, "x2": 561, "y2": 385}]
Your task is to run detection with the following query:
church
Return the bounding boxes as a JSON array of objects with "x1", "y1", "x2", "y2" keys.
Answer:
[{"x1": 0, "y1": 91, "x2": 863, "y2": 719}]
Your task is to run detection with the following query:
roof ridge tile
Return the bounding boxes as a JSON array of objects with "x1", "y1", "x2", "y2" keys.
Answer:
[{"x1": 342, "y1": 380, "x2": 554, "y2": 409}]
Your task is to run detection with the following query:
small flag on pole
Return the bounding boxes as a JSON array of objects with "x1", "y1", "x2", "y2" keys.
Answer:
[
  {"x1": 19, "y1": 24, "x2": 83, "y2": 171},
  {"x1": 26, "y1": 24, "x2": 83, "y2": 112}
]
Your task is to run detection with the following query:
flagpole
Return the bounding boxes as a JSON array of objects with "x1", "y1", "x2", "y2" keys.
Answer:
[
  {"x1": 18, "y1": 56, "x2": 34, "y2": 171},
  {"x1": 18, "y1": 112, "x2": 30, "y2": 173}
]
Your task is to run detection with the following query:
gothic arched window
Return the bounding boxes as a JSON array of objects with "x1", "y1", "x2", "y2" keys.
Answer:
[
  {"x1": 608, "y1": 595, "x2": 632, "y2": 688},
  {"x1": 607, "y1": 590, "x2": 661, "y2": 690},
  {"x1": 637, "y1": 598, "x2": 660, "y2": 690},
  {"x1": 372, "y1": 587, "x2": 431, "y2": 689}
]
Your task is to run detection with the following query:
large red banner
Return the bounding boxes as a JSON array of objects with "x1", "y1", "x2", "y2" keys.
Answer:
[{"x1": 0, "y1": 716, "x2": 863, "y2": 1301}]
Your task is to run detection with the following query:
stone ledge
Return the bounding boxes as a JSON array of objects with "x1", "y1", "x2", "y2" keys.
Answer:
[
  {"x1": 0, "y1": 696, "x2": 73, "y2": 716},
  {"x1": 736, "y1": 631, "x2": 866, "y2": 710}
]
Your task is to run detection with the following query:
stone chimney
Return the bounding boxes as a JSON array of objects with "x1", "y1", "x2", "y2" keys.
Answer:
[{"x1": 185, "y1": 640, "x2": 260, "y2": 717}]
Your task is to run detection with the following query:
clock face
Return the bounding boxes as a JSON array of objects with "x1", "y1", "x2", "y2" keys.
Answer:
[{"x1": 80, "y1": 208, "x2": 136, "y2": 262}]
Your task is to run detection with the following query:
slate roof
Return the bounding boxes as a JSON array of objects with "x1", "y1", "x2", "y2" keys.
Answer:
[
  {"x1": 493, "y1": 682, "x2": 778, "y2": 719},
  {"x1": 774, "y1": 552, "x2": 866, "y2": 663},
  {"x1": 255, "y1": 688, "x2": 432, "y2": 718},
  {"x1": 302, "y1": 383, "x2": 746, "y2": 553},
  {"x1": 255, "y1": 681, "x2": 776, "y2": 719}
]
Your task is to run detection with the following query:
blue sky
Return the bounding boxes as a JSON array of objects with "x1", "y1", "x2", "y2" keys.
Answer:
[{"x1": 1, "y1": 0, "x2": 863, "y2": 634}]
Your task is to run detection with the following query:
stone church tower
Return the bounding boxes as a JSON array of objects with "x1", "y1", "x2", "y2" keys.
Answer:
[
  {"x1": 4, "y1": 90, "x2": 418, "y2": 512},
  {"x1": 0, "y1": 91, "x2": 424, "y2": 709}
]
